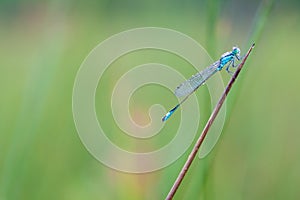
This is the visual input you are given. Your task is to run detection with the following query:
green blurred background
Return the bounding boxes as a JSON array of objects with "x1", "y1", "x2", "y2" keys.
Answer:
[{"x1": 1, "y1": 0, "x2": 300, "y2": 199}]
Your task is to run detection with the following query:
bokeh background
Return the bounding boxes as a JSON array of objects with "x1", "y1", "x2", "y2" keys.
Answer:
[{"x1": 1, "y1": 0, "x2": 300, "y2": 199}]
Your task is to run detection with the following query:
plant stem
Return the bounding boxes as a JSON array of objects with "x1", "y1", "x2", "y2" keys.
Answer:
[{"x1": 166, "y1": 43, "x2": 255, "y2": 200}]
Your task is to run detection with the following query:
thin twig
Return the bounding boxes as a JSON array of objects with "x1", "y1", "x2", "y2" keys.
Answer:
[{"x1": 166, "y1": 43, "x2": 255, "y2": 200}]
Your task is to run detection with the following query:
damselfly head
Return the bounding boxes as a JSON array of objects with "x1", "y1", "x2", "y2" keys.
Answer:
[{"x1": 232, "y1": 46, "x2": 241, "y2": 56}]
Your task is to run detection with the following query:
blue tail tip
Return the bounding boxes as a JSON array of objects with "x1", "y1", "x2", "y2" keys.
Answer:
[{"x1": 162, "y1": 113, "x2": 170, "y2": 122}]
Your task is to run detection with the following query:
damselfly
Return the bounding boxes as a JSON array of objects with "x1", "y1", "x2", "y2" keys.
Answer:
[{"x1": 162, "y1": 46, "x2": 241, "y2": 122}]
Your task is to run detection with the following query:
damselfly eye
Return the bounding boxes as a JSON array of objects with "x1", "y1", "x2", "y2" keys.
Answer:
[{"x1": 232, "y1": 47, "x2": 240, "y2": 55}]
